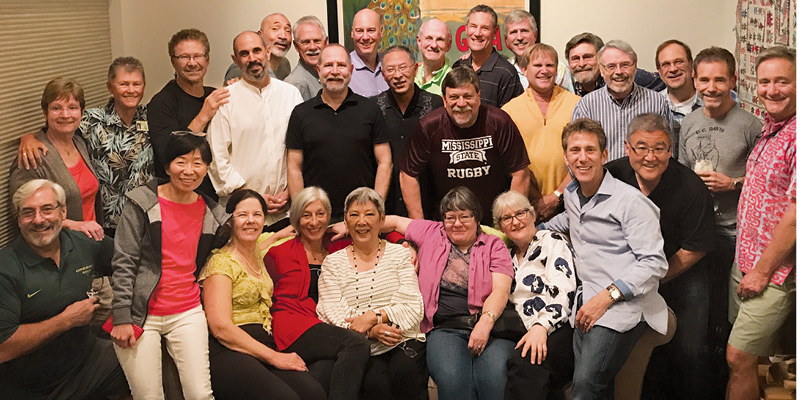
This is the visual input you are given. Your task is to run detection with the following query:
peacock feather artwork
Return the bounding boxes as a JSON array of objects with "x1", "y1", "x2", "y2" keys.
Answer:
[{"x1": 343, "y1": 0, "x2": 422, "y2": 55}]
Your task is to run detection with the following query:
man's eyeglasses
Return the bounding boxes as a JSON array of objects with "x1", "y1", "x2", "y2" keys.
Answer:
[
  {"x1": 628, "y1": 143, "x2": 671, "y2": 156},
  {"x1": 499, "y1": 208, "x2": 532, "y2": 226},
  {"x1": 385, "y1": 64, "x2": 412, "y2": 75},
  {"x1": 19, "y1": 204, "x2": 61, "y2": 221},
  {"x1": 601, "y1": 62, "x2": 633, "y2": 72},
  {"x1": 172, "y1": 54, "x2": 208, "y2": 63},
  {"x1": 658, "y1": 58, "x2": 687, "y2": 70}
]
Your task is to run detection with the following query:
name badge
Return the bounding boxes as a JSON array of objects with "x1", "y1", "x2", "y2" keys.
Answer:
[{"x1": 136, "y1": 120, "x2": 149, "y2": 132}]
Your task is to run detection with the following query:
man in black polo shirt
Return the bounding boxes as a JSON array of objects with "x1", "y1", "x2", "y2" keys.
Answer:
[
  {"x1": 0, "y1": 179, "x2": 128, "y2": 400},
  {"x1": 286, "y1": 43, "x2": 392, "y2": 221},
  {"x1": 605, "y1": 113, "x2": 716, "y2": 400},
  {"x1": 371, "y1": 45, "x2": 444, "y2": 216},
  {"x1": 452, "y1": 4, "x2": 523, "y2": 108}
]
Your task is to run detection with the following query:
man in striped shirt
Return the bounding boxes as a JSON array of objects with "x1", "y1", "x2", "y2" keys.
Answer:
[{"x1": 572, "y1": 40, "x2": 672, "y2": 161}]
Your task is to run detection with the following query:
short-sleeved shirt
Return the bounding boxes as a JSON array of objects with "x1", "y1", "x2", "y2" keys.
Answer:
[
  {"x1": 415, "y1": 59, "x2": 452, "y2": 96},
  {"x1": 200, "y1": 247, "x2": 274, "y2": 332},
  {"x1": 453, "y1": 50, "x2": 524, "y2": 108},
  {"x1": 736, "y1": 116, "x2": 796, "y2": 285},
  {"x1": 678, "y1": 106, "x2": 763, "y2": 236},
  {"x1": 286, "y1": 89, "x2": 390, "y2": 220},
  {"x1": 606, "y1": 157, "x2": 717, "y2": 260},
  {"x1": 371, "y1": 85, "x2": 444, "y2": 216},
  {"x1": 349, "y1": 50, "x2": 389, "y2": 98},
  {"x1": 399, "y1": 104, "x2": 531, "y2": 225},
  {"x1": 0, "y1": 231, "x2": 114, "y2": 394},
  {"x1": 285, "y1": 61, "x2": 322, "y2": 102}
]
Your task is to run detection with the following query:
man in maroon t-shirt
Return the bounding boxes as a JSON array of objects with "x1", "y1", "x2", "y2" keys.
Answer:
[{"x1": 399, "y1": 66, "x2": 530, "y2": 225}]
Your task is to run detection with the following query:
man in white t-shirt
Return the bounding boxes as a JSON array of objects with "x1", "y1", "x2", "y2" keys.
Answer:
[{"x1": 208, "y1": 31, "x2": 303, "y2": 230}]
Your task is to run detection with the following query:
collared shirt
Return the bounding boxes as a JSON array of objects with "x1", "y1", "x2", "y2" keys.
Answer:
[
  {"x1": 286, "y1": 89, "x2": 390, "y2": 220},
  {"x1": 453, "y1": 49, "x2": 524, "y2": 108},
  {"x1": 207, "y1": 78, "x2": 302, "y2": 223},
  {"x1": 80, "y1": 98, "x2": 153, "y2": 229},
  {"x1": 543, "y1": 171, "x2": 669, "y2": 334},
  {"x1": 573, "y1": 68, "x2": 666, "y2": 96},
  {"x1": 737, "y1": 115, "x2": 796, "y2": 285},
  {"x1": 415, "y1": 58, "x2": 452, "y2": 96},
  {"x1": 510, "y1": 57, "x2": 575, "y2": 94},
  {"x1": 572, "y1": 84, "x2": 672, "y2": 161},
  {"x1": 285, "y1": 61, "x2": 322, "y2": 101},
  {"x1": 404, "y1": 219, "x2": 514, "y2": 333},
  {"x1": 372, "y1": 85, "x2": 444, "y2": 216},
  {"x1": 349, "y1": 50, "x2": 389, "y2": 98},
  {"x1": 0, "y1": 231, "x2": 114, "y2": 393}
]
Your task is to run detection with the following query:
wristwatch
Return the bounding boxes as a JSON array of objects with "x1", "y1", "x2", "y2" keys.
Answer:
[
  {"x1": 553, "y1": 190, "x2": 563, "y2": 200},
  {"x1": 732, "y1": 177, "x2": 744, "y2": 191},
  {"x1": 374, "y1": 310, "x2": 383, "y2": 324},
  {"x1": 606, "y1": 284, "x2": 624, "y2": 302}
]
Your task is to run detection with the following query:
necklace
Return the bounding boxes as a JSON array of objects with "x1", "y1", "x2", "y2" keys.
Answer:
[
  {"x1": 352, "y1": 241, "x2": 382, "y2": 313},
  {"x1": 232, "y1": 243, "x2": 261, "y2": 276},
  {"x1": 306, "y1": 246, "x2": 328, "y2": 263},
  {"x1": 351, "y1": 240, "x2": 382, "y2": 270}
]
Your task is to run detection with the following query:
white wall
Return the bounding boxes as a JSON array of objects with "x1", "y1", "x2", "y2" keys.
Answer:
[{"x1": 110, "y1": 0, "x2": 738, "y2": 101}]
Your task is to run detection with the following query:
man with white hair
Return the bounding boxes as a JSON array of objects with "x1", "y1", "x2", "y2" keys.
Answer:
[
  {"x1": 414, "y1": 18, "x2": 452, "y2": 96},
  {"x1": 503, "y1": 9, "x2": 573, "y2": 92},
  {"x1": 224, "y1": 13, "x2": 293, "y2": 82},
  {"x1": 571, "y1": 40, "x2": 672, "y2": 161},
  {"x1": 285, "y1": 16, "x2": 328, "y2": 101},
  {"x1": 0, "y1": 180, "x2": 128, "y2": 400}
]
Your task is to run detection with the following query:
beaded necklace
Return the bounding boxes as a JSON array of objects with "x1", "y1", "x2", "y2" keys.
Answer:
[{"x1": 352, "y1": 240, "x2": 382, "y2": 313}]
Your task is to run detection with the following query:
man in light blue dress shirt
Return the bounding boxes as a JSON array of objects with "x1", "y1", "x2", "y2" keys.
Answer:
[{"x1": 544, "y1": 118, "x2": 668, "y2": 399}]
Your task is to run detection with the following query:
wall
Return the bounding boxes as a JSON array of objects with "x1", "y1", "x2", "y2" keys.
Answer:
[{"x1": 110, "y1": 0, "x2": 738, "y2": 101}]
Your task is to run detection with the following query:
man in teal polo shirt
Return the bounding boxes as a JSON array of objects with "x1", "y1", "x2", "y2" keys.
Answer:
[{"x1": 0, "y1": 179, "x2": 128, "y2": 400}]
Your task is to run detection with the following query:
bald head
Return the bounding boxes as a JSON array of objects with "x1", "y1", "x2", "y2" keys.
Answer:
[
  {"x1": 232, "y1": 31, "x2": 269, "y2": 83},
  {"x1": 351, "y1": 8, "x2": 382, "y2": 59},
  {"x1": 418, "y1": 18, "x2": 451, "y2": 64},
  {"x1": 260, "y1": 13, "x2": 292, "y2": 58}
]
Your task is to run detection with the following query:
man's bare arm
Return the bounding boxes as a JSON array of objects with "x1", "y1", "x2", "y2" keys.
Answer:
[
  {"x1": 738, "y1": 202, "x2": 796, "y2": 298},
  {"x1": 400, "y1": 172, "x2": 424, "y2": 219},
  {"x1": 663, "y1": 249, "x2": 706, "y2": 283},
  {"x1": 187, "y1": 87, "x2": 230, "y2": 132},
  {"x1": 373, "y1": 143, "x2": 392, "y2": 200},
  {"x1": 287, "y1": 149, "x2": 305, "y2": 199},
  {"x1": 510, "y1": 167, "x2": 531, "y2": 197}
]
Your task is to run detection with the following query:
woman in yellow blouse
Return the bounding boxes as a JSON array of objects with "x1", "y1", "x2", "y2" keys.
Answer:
[{"x1": 200, "y1": 189, "x2": 326, "y2": 400}]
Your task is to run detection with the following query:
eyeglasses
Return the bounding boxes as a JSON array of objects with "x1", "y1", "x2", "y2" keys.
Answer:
[
  {"x1": 171, "y1": 130, "x2": 207, "y2": 137},
  {"x1": 628, "y1": 144, "x2": 671, "y2": 156},
  {"x1": 499, "y1": 208, "x2": 532, "y2": 226},
  {"x1": 443, "y1": 213, "x2": 474, "y2": 225},
  {"x1": 19, "y1": 203, "x2": 61, "y2": 221},
  {"x1": 601, "y1": 62, "x2": 633, "y2": 72},
  {"x1": 569, "y1": 53, "x2": 596, "y2": 63},
  {"x1": 172, "y1": 54, "x2": 208, "y2": 63},
  {"x1": 658, "y1": 58, "x2": 687, "y2": 70},
  {"x1": 384, "y1": 64, "x2": 412, "y2": 75},
  {"x1": 397, "y1": 340, "x2": 418, "y2": 358}
]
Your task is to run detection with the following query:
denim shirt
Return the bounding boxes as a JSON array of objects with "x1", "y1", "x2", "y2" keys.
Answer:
[{"x1": 544, "y1": 171, "x2": 669, "y2": 334}]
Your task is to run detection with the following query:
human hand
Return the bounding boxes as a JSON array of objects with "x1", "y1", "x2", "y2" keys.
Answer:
[
  {"x1": 467, "y1": 316, "x2": 493, "y2": 356},
  {"x1": 225, "y1": 77, "x2": 241, "y2": 86},
  {"x1": 61, "y1": 297, "x2": 98, "y2": 328},
  {"x1": 264, "y1": 190, "x2": 289, "y2": 213},
  {"x1": 200, "y1": 87, "x2": 230, "y2": 121},
  {"x1": 328, "y1": 222, "x2": 348, "y2": 241},
  {"x1": 345, "y1": 311, "x2": 377, "y2": 335},
  {"x1": 402, "y1": 242, "x2": 419, "y2": 274},
  {"x1": 459, "y1": 53, "x2": 470, "y2": 61},
  {"x1": 517, "y1": 324, "x2": 548, "y2": 364},
  {"x1": 18, "y1": 133, "x2": 46, "y2": 170},
  {"x1": 271, "y1": 352, "x2": 308, "y2": 371},
  {"x1": 536, "y1": 194, "x2": 561, "y2": 222},
  {"x1": 696, "y1": 171, "x2": 735, "y2": 193},
  {"x1": 370, "y1": 323, "x2": 403, "y2": 346},
  {"x1": 110, "y1": 323, "x2": 138, "y2": 349},
  {"x1": 65, "y1": 220, "x2": 104, "y2": 241},
  {"x1": 575, "y1": 291, "x2": 613, "y2": 333},
  {"x1": 737, "y1": 268, "x2": 770, "y2": 299}
]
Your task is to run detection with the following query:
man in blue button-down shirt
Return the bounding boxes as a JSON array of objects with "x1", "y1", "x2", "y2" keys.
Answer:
[{"x1": 544, "y1": 118, "x2": 668, "y2": 399}]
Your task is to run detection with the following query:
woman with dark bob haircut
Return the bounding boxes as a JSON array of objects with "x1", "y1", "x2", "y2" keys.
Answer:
[{"x1": 110, "y1": 132, "x2": 226, "y2": 399}]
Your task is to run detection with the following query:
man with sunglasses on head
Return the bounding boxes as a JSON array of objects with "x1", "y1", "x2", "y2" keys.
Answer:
[
  {"x1": 606, "y1": 113, "x2": 716, "y2": 400},
  {"x1": 572, "y1": 40, "x2": 672, "y2": 162}
]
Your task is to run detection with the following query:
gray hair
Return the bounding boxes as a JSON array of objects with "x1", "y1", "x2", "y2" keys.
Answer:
[
  {"x1": 344, "y1": 187, "x2": 385, "y2": 217},
  {"x1": 504, "y1": 10, "x2": 537, "y2": 35},
  {"x1": 626, "y1": 113, "x2": 673, "y2": 145},
  {"x1": 440, "y1": 186, "x2": 483, "y2": 223},
  {"x1": 12, "y1": 179, "x2": 66, "y2": 216},
  {"x1": 467, "y1": 4, "x2": 498, "y2": 29},
  {"x1": 755, "y1": 46, "x2": 796, "y2": 71},
  {"x1": 108, "y1": 56, "x2": 145, "y2": 83},
  {"x1": 598, "y1": 39, "x2": 638, "y2": 64},
  {"x1": 293, "y1": 15, "x2": 327, "y2": 40},
  {"x1": 492, "y1": 190, "x2": 535, "y2": 230},
  {"x1": 384, "y1": 45, "x2": 417, "y2": 63},
  {"x1": 289, "y1": 186, "x2": 332, "y2": 233},
  {"x1": 565, "y1": 32, "x2": 604, "y2": 60}
]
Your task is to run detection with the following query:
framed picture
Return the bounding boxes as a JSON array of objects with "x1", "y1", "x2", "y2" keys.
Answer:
[{"x1": 327, "y1": 0, "x2": 540, "y2": 62}]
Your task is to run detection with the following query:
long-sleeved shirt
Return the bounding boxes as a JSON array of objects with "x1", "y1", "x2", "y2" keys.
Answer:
[
  {"x1": 317, "y1": 242, "x2": 425, "y2": 355},
  {"x1": 544, "y1": 171, "x2": 669, "y2": 334}
]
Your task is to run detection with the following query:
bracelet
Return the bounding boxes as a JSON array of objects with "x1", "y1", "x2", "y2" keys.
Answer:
[
  {"x1": 481, "y1": 310, "x2": 497, "y2": 322},
  {"x1": 374, "y1": 310, "x2": 382, "y2": 324}
]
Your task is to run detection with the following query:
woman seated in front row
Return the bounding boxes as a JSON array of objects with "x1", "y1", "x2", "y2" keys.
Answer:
[
  {"x1": 316, "y1": 187, "x2": 429, "y2": 400},
  {"x1": 382, "y1": 186, "x2": 515, "y2": 400},
  {"x1": 492, "y1": 191, "x2": 576, "y2": 400},
  {"x1": 200, "y1": 189, "x2": 327, "y2": 400}
]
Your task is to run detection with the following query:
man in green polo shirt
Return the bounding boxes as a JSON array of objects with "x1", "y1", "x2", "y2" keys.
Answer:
[
  {"x1": 414, "y1": 18, "x2": 452, "y2": 96},
  {"x1": 0, "y1": 179, "x2": 128, "y2": 400}
]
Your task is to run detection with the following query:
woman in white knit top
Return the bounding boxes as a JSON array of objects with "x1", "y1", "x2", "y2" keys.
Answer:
[{"x1": 317, "y1": 187, "x2": 428, "y2": 400}]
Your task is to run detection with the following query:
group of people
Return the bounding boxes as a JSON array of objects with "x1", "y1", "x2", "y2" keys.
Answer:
[{"x1": 0, "y1": 3, "x2": 794, "y2": 400}]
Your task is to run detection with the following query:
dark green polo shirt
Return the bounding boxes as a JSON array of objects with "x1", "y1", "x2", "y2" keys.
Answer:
[{"x1": 0, "y1": 230, "x2": 113, "y2": 394}]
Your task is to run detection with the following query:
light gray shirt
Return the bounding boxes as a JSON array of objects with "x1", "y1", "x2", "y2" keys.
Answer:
[{"x1": 285, "y1": 61, "x2": 322, "y2": 101}]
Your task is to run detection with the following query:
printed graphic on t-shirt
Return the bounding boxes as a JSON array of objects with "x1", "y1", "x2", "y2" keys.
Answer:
[
  {"x1": 689, "y1": 133, "x2": 721, "y2": 170},
  {"x1": 442, "y1": 136, "x2": 493, "y2": 179}
]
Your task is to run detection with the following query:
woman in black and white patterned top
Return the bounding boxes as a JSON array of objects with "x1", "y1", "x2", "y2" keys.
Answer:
[{"x1": 492, "y1": 190, "x2": 577, "y2": 400}]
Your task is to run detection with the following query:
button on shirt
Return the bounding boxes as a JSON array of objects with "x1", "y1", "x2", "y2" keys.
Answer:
[
  {"x1": 453, "y1": 49, "x2": 524, "y2": 108},
  {"x1": 415, "y1": 59, "x2": 452, "y2": 96},
  {"x1": 207, "y1": 78, "x2": 303, "y2": 224},
  {"x1": 543, "y1": 171, "x2": 669, "y2": 334},
  {"x1": 572, "y1": 84, "x2": 672, "y2": 161},
  {"x1": 349, "y1": 50, "x2": 389, "y2": 98}
]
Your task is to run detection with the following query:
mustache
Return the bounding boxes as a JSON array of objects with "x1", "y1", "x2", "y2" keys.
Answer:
[
  {"x1": 452, "y1": 105, "x2": 472, "y2": 113},
  {"x1": 247, "y1": 60, "x2": 264, "y2": 69},
  {"x1": 304, "y1": 49, "x2": 320, "y2": 57}
]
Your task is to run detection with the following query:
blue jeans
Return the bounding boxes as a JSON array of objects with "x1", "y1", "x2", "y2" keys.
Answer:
[
  {"x1": 427, "y1": 328, "x2": 515, "y2": 400},
  {"x1": 571, "y1": 321, "x2": 648, "y2": 400}
]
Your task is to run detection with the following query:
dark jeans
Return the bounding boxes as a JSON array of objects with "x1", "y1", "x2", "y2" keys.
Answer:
[
  {"x1": 708, "y1": 233, "x2": 736, "y2": 399},
  {"x1": 208, "y1": 324, "x2": 326, "y2": 400},
  {"x1": 642, "y1": 263, "x2": 710, "y2": 400},
  {"x1": 505, "y1": 325, "x2": 574, "y2": 400},
  {"x1": 361, "y1": 339, "x2": 428, "y2": 400},
  {"x1": 572, "y1": 322, "x2": 648, "y2": 400},
  {"x1": 286, "y1": 323, "x2": 371, "y2": 400}
]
